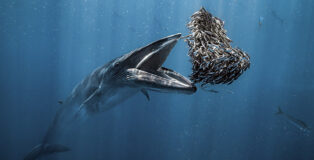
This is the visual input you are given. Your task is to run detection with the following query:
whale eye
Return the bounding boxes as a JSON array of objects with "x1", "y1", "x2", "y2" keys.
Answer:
[{"x1": 113, "y1": 61, "x2": 120, "y2": 66}]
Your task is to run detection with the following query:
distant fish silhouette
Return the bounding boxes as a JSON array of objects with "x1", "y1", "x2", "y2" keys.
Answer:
[
  {"x1": 259, "y1": 16, "x2": 264, "y2": 27},
  {"x1": 270, "y1": 10, "x2": 284, "y2": 24},
  {"x1": 207, "y1": 89, "x2": 219, "y2": 93},
  {"x1": 200, "y1": 86, "x2": 219, "y2": 93},
  {"x1": 201, "y1": 85, "x2": 235, "y2": 94},
  {"x1": 276, "y1": 107, "x2": 310, "y2": 133}
]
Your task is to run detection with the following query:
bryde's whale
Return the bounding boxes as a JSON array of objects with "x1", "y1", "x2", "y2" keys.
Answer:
[{"x1": 24, "y1": 33, "x2": 196, "y2": 160}]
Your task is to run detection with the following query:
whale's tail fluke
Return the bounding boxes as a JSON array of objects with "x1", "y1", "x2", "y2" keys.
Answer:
[{"x1": 24, "y1": 143, "x2": 70, "y2": 160}]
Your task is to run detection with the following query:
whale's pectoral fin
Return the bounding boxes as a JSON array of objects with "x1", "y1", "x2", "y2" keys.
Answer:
[
  {"x1": 141, "y1": 89, "x2": 150, "y2": 101},
  {"x1": 126, "y1": 68, "x2": 196, "y2": 94}
]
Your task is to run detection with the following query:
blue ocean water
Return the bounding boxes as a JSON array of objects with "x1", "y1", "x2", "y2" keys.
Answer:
[{"x1": 1, "y1": 0, "x2": 314, "y2": 159}]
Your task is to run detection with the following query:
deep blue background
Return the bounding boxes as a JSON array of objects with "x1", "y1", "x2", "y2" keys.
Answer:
[{"x1": 1, "y1": 0, "x2": 314, "y2": 159}]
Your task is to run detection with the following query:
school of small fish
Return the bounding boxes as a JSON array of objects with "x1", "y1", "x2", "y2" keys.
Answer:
[{"x1": 185, "y1": 7, "x2": 250, "y2": 85}]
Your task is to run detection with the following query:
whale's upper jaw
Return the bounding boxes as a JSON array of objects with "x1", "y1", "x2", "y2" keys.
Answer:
[
  {"x1": 119, "y1": 33, "x2": 182, "y2": 70},
  {"x1": 134, "y1": 33, "x2": 182, "y2": 72},
  {"x1": 120, "y1": 33, "x2": 196, "y2": 94}
]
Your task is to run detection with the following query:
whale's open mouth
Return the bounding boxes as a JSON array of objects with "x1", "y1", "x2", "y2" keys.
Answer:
[{"x1": 124, "y1": 33, "x2": 196, "y2": 94}]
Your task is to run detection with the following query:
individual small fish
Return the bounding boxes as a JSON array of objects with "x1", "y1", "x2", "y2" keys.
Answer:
[
  {"x1": 208, "y1": 89, "x2": 219, "y2": 93},
  {"x1": 259, "y1": 16, "x2": 264, "y2": 26},
  {"x1": 276, "y1": 107, "x2": 310, "y2": 133},
  {"x1": 201, "y1": 86, "x2": 219, "y2": 93}
]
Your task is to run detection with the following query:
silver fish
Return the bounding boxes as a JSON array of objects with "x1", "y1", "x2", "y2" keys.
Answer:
[{"x1": 276, "y1": 107, "x2": 310, "y2": 133}]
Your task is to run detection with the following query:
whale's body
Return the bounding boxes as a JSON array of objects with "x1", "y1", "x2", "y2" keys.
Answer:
[{"x1": 24, "y1": 33, "x2": 196, "y2": 160}]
